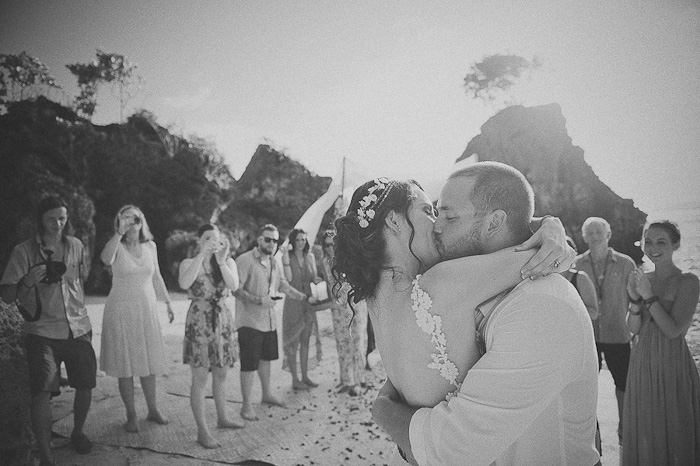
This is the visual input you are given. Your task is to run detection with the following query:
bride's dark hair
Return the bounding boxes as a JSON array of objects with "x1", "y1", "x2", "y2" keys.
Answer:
[{"x1": 332, "y1": 178, "x2": 423, "y2": 308}]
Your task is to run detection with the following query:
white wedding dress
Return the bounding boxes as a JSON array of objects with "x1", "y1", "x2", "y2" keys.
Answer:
[{"x1": 369, "y1": 274, "x2": 482, "y2": 465}]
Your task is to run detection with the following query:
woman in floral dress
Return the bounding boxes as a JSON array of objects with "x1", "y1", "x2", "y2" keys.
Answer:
[
  {"x1": 318, "y1": 229, "x2": 367, "y2": 396},
  {"x1": 179, "y1": 224, "x2": 244, "y2": 449}
]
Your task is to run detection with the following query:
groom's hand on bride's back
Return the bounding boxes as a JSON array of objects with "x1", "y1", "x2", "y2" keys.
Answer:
[{"x1": 516, "y1": 216, "x2": 575, "y2": 279}]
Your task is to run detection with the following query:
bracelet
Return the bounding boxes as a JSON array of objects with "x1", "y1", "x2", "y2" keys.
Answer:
[
  {"x1": 641, "y1": 296, "x2": 659, "y2": 306},
  {"x1": 283, "y1": 262, "x2": 291, "y2": 267},
  {"x1": 629, "y1": 296, "x2": 643, "y2": 305}
]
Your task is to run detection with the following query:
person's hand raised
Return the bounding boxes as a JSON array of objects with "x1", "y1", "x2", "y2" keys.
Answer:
[
  {"x1": 117, "y1": 213, "x2": 130, "y2": 236},
  {"x1": 516, "y1": 216, "x2": 574, "y2": 279},
  {"x1": 215, "y1": 237, "x2": 230, "y2": 265},
  {"x1": 627, "y1": 268, "x2": 642, "y2": 301},
  {"x1": 634, "y1": 268, "x2": 653, "y2": 299}
]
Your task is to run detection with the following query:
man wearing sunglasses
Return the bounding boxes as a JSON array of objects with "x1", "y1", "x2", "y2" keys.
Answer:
[{"x1": 234, "y1": 224, "x2": 310, "y2": 421}]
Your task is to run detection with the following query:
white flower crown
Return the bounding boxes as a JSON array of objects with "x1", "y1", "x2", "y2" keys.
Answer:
[{"x1": 356, "y1": 178, "x2": 395, "y2": 228}]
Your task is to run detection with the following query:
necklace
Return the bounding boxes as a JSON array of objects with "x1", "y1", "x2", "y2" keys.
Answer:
[{"x1": 589, "y1": 249, "x2": 610, "y2": 305}]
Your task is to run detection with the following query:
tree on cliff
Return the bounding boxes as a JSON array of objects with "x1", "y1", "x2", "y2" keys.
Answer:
[
  {"x1": 0, "y1": 98, "x2": 234, "y2": 292},
  {"x1": 0, "y1": 52, "x2": 63, "y2": 111},
  {"x1": 67, "y1": 50, "x2": 142, "y2": 120},
  {"x1": 464, "y1": 54, "x2": 541, "y2": 107}
]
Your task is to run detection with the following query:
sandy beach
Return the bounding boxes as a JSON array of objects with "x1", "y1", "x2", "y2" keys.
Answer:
[{"x1": 40, "y1": 293, "x2": 700, "y2": 466}]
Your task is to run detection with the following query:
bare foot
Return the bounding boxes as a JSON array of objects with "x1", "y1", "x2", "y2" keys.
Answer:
[
  {"x1": 262, "y1": 395, "x2": 286, "y2": 408},
  {"x1": 293, "y1": 380, "x2": 310, "y2": 390},
  {"x1": 240, "y1": 406, "x2": 259, "y2": 421},
  {"x1": 146, "y1": 410, "x2": 169, "y2": 425},
  {"x1": 302, "y1": 378, "x2": 318, "y2": 387},
  {"x1": 124, "y1": 418, "x2": 139, "y2": 433},
  {"x1": 217, "y1": 418, "x2": 245, "y2": 429},
  {"x1": 197, "y1": 432, "x2": 220, "y2": 449}
]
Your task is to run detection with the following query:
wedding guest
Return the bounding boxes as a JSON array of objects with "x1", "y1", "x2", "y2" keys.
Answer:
[
  {"x1": 576, "y1": 217, "x2": 636, "y2": 444},
  {"x1": 562, "y1": 237, "x2": 599, "y2": 322},
  {"x1": 281, "y1": 228, "x2": 322, "y2": 390},
  {"x1": 178, "y1": 224, "x2": 244, "y2": 449},
  {"x1": 318, "y1": 229, "x2": 367, "y2": 396},
  {"x1": 234, "y1": 224, "x2": 308, "y2": 421},
  {"x1": 623, "y1": 220, "x2": 700, "y2": 466},
  {"x1": 100, "y1": 205, "x2": 173, "y2": 433},
  {"x1": 0, "y1": 196, "x2": 95, "y2": 466},
  {"x1": 563, "y1": 236, "x2": 602, "y2": 456}
]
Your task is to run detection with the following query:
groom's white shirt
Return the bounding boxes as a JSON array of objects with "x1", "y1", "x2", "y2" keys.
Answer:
[{"x1": 409, "y1": 275, "x2": 600, "y2": 466}]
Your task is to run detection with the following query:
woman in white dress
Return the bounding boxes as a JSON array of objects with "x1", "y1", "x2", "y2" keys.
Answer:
[
  {"x1": 331, "y1": 178, "x2": 569, "y2": 464},
  {"x1": 100, "y1": 205, "x2": 173, "y2": 433}
]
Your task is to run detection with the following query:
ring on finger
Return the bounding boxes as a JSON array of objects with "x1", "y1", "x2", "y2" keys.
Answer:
[{"x1": 553, "y1": 259, "x2": 562, "y2": 268}]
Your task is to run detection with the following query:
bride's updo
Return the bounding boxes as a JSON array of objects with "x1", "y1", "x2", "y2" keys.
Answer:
[{"x1": 332, "y1": 178, "x2": 421, "y2": 307}]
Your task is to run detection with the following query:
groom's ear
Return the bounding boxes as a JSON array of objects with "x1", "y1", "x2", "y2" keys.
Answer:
[{"x1": 484, "y1": 210, "x2": 507, "y2": 239}]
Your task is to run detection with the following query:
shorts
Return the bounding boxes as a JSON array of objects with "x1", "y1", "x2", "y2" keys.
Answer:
[
  {"x1": 596, "y1": 342, "x2": 631, "y2": 392},
  {"x1": 238, "y1": 327, "x2": 278, "y2": 371},
  {"x1": 25, "y1": 332, "x2": 97, "y2": 396}
]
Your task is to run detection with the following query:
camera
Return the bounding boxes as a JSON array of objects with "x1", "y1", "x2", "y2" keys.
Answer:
[{"x1": 40, "y1": 250, "x2": 67, "y2": 284}]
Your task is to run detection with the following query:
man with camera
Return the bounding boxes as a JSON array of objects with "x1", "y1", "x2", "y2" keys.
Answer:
[{"x1": 1, "y1": 196, "x2": 96, "y2": 466}]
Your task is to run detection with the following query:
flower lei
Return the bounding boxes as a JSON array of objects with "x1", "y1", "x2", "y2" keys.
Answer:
[
  {"x1": 357, "y1": 177, "x2": 394, "y2": 228},
  {"x1": 411, "y1": 275, "x2": 462, "y2": 401}
]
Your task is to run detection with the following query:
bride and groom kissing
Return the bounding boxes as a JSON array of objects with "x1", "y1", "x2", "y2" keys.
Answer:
[{"x1": 332, "y1": 162, "x2": 601, "y2": 466}]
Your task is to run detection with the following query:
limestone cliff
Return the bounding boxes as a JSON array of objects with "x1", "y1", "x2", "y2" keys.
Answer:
[
  {"x1": 458, "y1": 103, "x2": 646, "y2": 262},
  {"x1": 219, "y1": 144, "x2": 334, "y2": 251}
]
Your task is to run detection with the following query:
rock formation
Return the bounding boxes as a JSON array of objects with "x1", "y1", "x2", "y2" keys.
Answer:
[
  {"x1": 220, "y1": 144, "x2": 334, "y2": 251},
  {"x1": 458, "y1": 103, "x2": 647, "y2": 262}
]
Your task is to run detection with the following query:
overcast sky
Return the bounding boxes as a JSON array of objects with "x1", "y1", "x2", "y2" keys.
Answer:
[{"x1": 2, "y1": 0, "x2": 699, "y2": 215}]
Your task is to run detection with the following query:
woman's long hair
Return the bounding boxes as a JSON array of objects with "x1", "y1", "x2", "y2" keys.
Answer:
[
  {"x1": 197, "y1": 224, "x2": 223, "y2": 285},
  {"x1": 331, "y1": 179, "x2": 422, "y2": 309},
  {"x1": 287, "y1": 228, "x2": 310, "y2": 254}
]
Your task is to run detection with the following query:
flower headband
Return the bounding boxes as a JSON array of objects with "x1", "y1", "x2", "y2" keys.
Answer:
[{"x1": 357, "y1": 178, "x2": 395, "y2": 228}]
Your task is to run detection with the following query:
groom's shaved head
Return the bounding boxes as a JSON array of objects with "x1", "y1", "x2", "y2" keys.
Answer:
[{"x1": 449, "y1": 162, "x2": 534, "y2": 244}]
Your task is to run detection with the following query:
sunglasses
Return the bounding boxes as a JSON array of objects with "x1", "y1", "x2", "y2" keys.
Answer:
[
  {"x1": 132, "y1": 217, "x2": 141, "y2": 224},
  {"x1": 323, "y1": 242, "x2": 333, "y2": 247},
  {"x1": 262, "y1": 237, "x2": 278, "y2": 244}
]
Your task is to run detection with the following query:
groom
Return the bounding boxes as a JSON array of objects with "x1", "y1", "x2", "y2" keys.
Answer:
[{"x1": 372, "y1": 162, "x2": 600, "y2": 465}]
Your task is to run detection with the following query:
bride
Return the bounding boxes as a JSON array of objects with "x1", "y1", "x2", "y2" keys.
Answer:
[{"x1": 332, "y1": 177, "x2": 571, "y2": 461}]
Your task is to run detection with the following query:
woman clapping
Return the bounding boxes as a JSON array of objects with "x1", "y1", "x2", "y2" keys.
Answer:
[{"x1": 623, "y1": 221, "x2": 700, "y2": 466}]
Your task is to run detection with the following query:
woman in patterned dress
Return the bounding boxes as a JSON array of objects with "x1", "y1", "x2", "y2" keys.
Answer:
[
  {"x1": 178, "y1": 224, "x2": 244, "y2": 449},
  {"x1": 100, "y1": 205, "x2": 173, "y2": 433},
  {"x1": 318, "y1": 229, "x2": 367, "y2": 396},
  {"x1": 623, "y1": 221, "x2": 700, "y2": 466},
  {"x1": 331, "y1": 178, "x2": 570, "y2": 465}
]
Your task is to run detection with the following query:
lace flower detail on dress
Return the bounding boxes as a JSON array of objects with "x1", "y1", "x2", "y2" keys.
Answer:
[{"x1": 411, "y1": 275, "x2": 461, "y2": 401}]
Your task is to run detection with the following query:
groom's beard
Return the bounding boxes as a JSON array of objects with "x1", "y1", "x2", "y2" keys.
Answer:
[{"x1": 437, "y1": 219, "x2": 485, "y2": 261}]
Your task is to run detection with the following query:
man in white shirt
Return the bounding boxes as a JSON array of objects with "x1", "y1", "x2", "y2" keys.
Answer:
[{"x1": 372, "y1": 162, "x2": 600, "y2": 466}]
